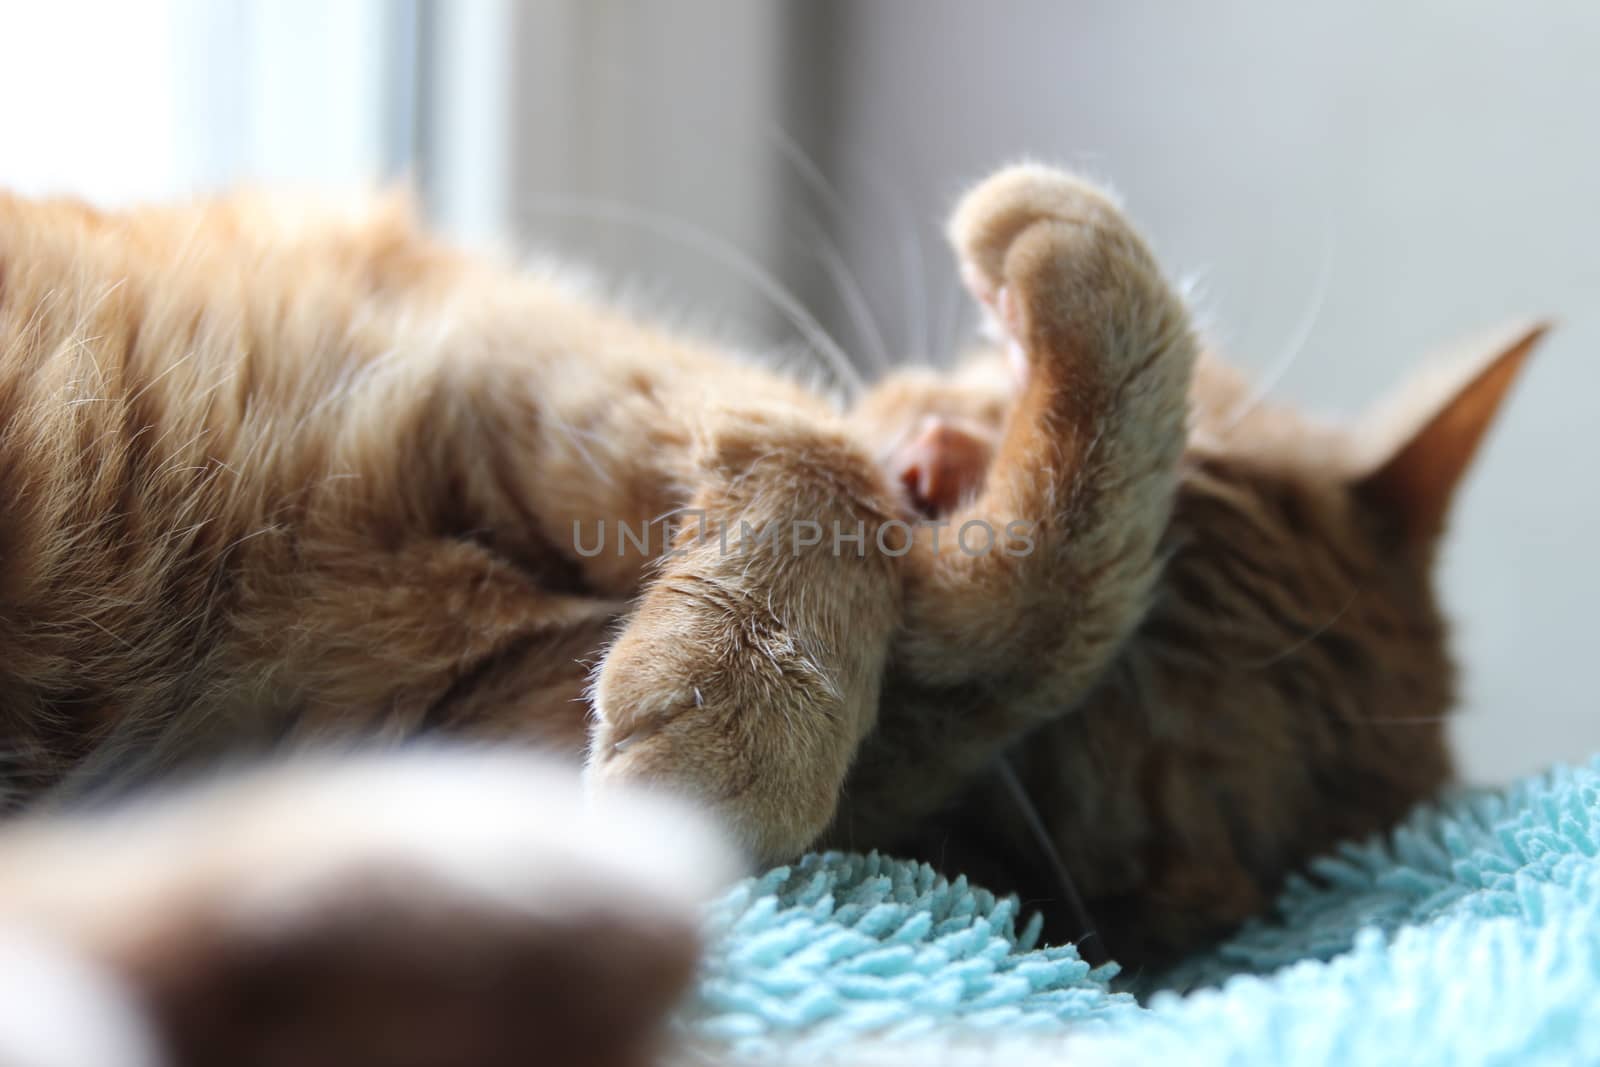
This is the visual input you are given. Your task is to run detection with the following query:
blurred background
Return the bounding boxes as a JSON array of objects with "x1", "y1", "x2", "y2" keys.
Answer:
[{"x1": 1, "y1": 0, "x2": 1595, "y2": 783}]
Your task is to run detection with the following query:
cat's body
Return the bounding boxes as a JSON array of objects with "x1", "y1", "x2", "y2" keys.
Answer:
[{"x1": 0, "y1": 167, "x2": 1537, "y2": 1061}]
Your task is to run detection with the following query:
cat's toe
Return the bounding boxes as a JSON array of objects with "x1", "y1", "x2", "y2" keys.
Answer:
[
  {"x1": 948, "y1": 163, "x2": 1125, "y2": 295},
  {"x1": 949, "y1": 164, "x2": 1161, "y2": 384},
  {"x1": 589, "y1": 608, "x2": 857, "y2": 865}
]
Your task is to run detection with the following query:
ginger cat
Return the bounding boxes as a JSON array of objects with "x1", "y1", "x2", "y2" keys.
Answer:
[{"x1": 0, "y1": 165, "x2": 1538, "y2": 1061}]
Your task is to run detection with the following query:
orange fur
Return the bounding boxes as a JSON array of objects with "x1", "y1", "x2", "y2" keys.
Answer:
[{"x1": 0, "y1": 165, "x2": 1539, "y2": 1004}]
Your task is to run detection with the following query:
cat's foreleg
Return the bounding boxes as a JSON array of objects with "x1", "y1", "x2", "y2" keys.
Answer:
[
  {"x1": 587, "y1": 411, "x2": 903, "y2": 863},
  {"x1": 844, "y1": 166, "x2": 1197, "y2": 829},
  {"x1": 900, "y1": 164, "x2": 1196, "y2": 687}
]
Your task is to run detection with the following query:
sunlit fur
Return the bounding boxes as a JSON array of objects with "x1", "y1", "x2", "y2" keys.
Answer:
[{"x1": 0, "y1": 164, "x2": 1537, "y2": 1013}]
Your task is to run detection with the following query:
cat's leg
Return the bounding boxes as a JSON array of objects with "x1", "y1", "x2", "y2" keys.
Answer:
[
  {"x1": 420, "y1": 321, "x2": 905, "y2": 862},
  {"x1": 587, "y1": 411, "x2": 904, "y2": 864},
  {"x1": 903, "y1": 164, "x2": 1196, "y2": 682},
  {"x1": 232, "y1": 538, "x2": 622, "y2": 751},
  {"x1": 0, "y1": 751, "x2": 735, "y2": 1067},
  {"x1": 842, "y1": 165, "x2": 1197, "y2": 831}
]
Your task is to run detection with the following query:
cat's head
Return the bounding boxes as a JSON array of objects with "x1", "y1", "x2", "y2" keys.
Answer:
[
  {"x1": 867, "y1": 321, "x2": 1543, "y2": 963},
  {"x1": 1173, "y1": 318, "x2": 1546, "y2": 688},
  {"x1": 860, "y1": 318, "x2": 1542, "y2": 804},
  {"x1": 1076, "y1": 321, "x2": 1546, "y2": 963}
]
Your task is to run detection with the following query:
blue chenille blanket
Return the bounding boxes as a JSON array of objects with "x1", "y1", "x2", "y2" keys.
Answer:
[{"x1": 679, "y1": 757, "x2": 1600, "y2": 1064}]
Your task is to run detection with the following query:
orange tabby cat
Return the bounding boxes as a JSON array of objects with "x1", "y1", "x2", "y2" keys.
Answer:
[{"x1": 0, "y1": 165, "x2": 1537, "y2": 1060}]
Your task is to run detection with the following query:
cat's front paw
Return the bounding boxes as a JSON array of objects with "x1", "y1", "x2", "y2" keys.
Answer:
[
  {"x1": 586, "y1": 414, "x2": 900, "y2": 867},
  {"x1": 588, "y1": 587, "x2": 862, "y2": 865},
  {"x1": 948, "y1": 163, "x2": 1164, "y2": 389}
]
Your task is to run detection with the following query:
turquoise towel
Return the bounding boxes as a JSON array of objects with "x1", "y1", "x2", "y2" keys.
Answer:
[{"x1": 682, "y1": 758, "x2": 1600, "y2": 1064}]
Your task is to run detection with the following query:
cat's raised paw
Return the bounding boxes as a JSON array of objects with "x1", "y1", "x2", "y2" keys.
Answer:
[{"x1": 948, "y1": 163, "x2": 1164, "y2": 387}]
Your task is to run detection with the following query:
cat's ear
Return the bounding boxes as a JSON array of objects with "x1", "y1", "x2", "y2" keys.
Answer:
[{"x1": 1355, "y1": 320, "x2": 1547, "y2": 544}]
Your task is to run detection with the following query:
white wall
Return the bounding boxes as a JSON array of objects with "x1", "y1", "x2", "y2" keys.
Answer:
[
  {"x1": 810, "y1": 0, "x2": 1600, "y2": 782},
  {"x1": 0, "y1": 0, "x2": 396, "y2": 203},
  {"x1": 0, "y1": 2, "x2": 186, "y2": 203},
  {"x1": 426, "y1": 0, "x2": 796, "y2": 345}
]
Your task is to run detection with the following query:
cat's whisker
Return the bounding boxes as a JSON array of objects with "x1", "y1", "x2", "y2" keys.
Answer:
[
  {"x1": 796, "y1": 215, "x2": 893, "y2": 374},
  {"x1": 1222, "y1": 219, "x2": 1338, "y2": 429},
  {"x1": 516, "y1": 196, "x2": 866, "y2": 398},
  {"x1": 880, "y1": 181, "x2": 930, "y2": 366},
  {"x1": 763, "y1": 126, "x2": 898, "y2": 374},
  {"x1": 936, "y1": 263, "x2": 971, "y2": 368},
  {"x1": 995, "y1": 756, "x2": 1107, "y2": 967},
  {"x1": 764, "y1": 123, "x2": 852, "y2": 229},
  {"x1": 1244, "y1": 587, "x2": 1361, "y2": 669},
  {"x1": 1365, "y1": 716, "x2": 1456, "y2": 725},
  {"x1": 832, "y1": 145, "x2": 932, "y2": 365}
]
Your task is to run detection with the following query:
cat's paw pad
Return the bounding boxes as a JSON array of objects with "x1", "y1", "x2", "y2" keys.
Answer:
[
  {"x1": 949, "y1": 163, "x2": 1158, "y2": 382},
  {"x1": 0, "y1": 752, "x2": 736, "y2": 1067},
  {"x1": 949, "y1": 163, "x2": 1126, "y2": 299}
]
